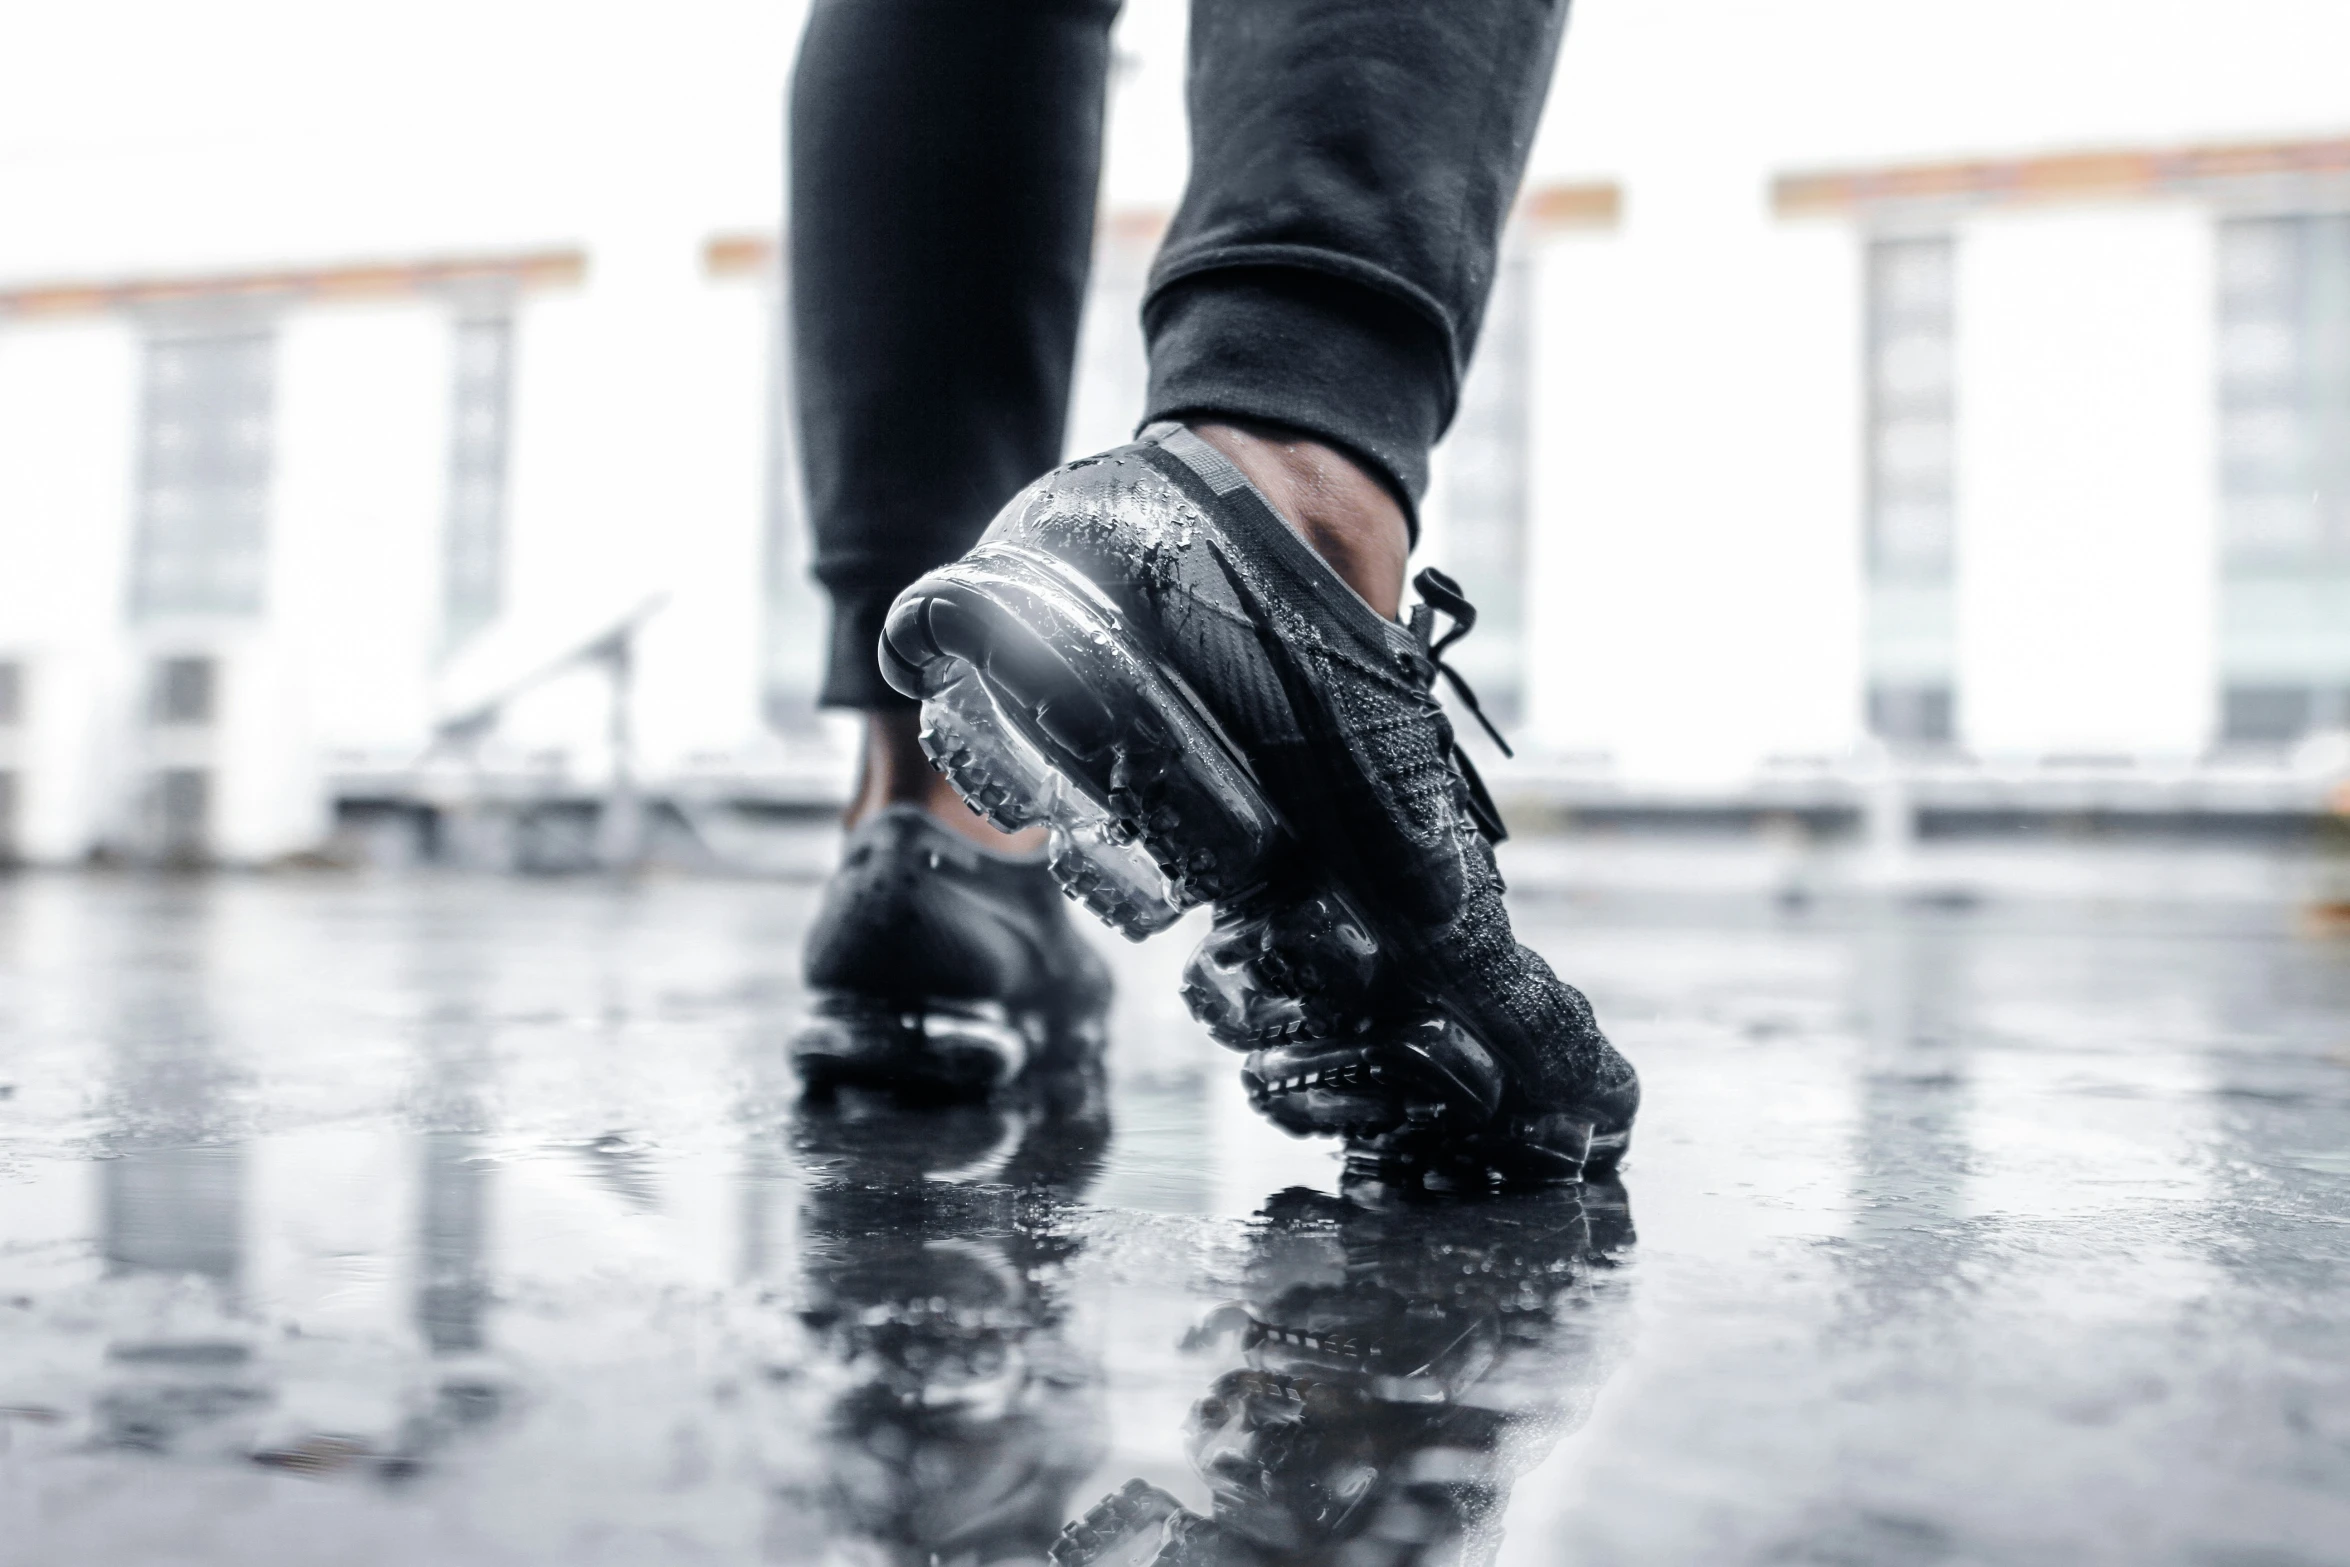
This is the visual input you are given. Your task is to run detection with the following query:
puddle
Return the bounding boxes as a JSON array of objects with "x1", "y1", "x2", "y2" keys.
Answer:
[{"x1": 0, "y1": 873, "x2": 2345, "y2": 1563}]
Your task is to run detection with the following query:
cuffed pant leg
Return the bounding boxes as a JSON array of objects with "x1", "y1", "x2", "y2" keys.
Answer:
[{"x1": 1144, "y1": 0, "x2": 1570, "y2": 518}]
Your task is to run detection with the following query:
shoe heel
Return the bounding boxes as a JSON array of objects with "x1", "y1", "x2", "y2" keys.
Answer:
[
  {"x1": 917, "y1": 664, "x2": 1188, "y2": 938},
  {"x1": 916, "y1": 667, "x2": 1051, "y2": 834},
  {"x1": 886, "y1": 546, "x2": 1285, "y2": 938}
]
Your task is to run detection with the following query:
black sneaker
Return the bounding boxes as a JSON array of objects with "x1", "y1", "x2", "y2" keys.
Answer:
[
  {"x1": 880, "y1": 424, "x2": 1637, "y2": 1182},
  {"x1": 795, "y1": 804, "x2": 1112, "y2": 1100}
]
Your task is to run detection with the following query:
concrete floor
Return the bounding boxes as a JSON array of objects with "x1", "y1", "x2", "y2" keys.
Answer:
[{"x1": 1, "y1": 848, "x2": 2347, "y2": 1565}]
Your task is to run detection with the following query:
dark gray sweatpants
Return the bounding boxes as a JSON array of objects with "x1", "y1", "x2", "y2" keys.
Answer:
[{"x1": 792, "y1": 0, "x2": 1569, "y2": 707}]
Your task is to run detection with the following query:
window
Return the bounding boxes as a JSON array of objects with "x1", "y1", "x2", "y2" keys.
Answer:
[
  {"x1": 2220, "y1": 216, "x2": 2350, "y2": 565},
  {"x1": 2216, "y1": 216, "x2": 2350, "y2": 747},
  {"x1": 442, "y1": 315, "x2": 515, "y2": 649},
  {"x1": 1867, "y1": 238, "x2": 1957, "y2": 579},
  {"x1": 2222, "y1": 685, "x2": 2308, "y2": 743},
  {"x1": 1864, "y1": 236, "x2": 1959, "y2": 747},
  {"x1": 130, "y1": 328, "x2": 274, "y2": 619},
  {"x1": 1868, "y1": 683, "x2": 1954, "y2": 746},
  {"x1": 1, "y1": 663, "x2": 21, "y2": 864},
  {"x1": 150, "y1": 768, "x2": 210, "y2": 865},
  {"x1": 149, "y1": 656, "x2": 217, "y2": 727}
]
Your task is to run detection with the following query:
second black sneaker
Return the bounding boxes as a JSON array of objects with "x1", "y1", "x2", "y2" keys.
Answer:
[
  {"x1": 880, "y1": 424, "x2": 1637, "y2": 1183},
  {"x1": 795, "y1": 804, "x2": 1112, "y2": 1101}
]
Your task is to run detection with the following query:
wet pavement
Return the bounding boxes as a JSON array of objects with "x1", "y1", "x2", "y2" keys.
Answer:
[{"x1": 2, "y1": 853, "x2": 2348, "y2": 1565}]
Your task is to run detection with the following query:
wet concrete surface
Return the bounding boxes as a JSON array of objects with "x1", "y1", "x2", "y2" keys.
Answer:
[{"x1": 2, "y1": 854, "x2": 2348, "y2": 1565}]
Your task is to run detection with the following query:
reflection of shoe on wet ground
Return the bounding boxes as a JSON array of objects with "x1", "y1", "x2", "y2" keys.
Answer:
[
  {"x1": 787, "y1": 1087, "x2": 1110, "y2": 1563},
  {"x1": 791, "y1": 1064, "x2": 1111, "y2": 1195},
  {"x1": 794, "y1": 803, "x2": 1112, "y2": 1102},
  {"x1": 884, "y1": 424, "x2": 1637, "y2": 1184},
  {"x1": 1052, "y1": 1179, "x2": 1635, "y2": 1566}
]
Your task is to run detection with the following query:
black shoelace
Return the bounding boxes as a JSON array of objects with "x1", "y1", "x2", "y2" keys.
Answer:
[{"x1": 1406, "y1": 567, "x2": 1512, "y2": 843}]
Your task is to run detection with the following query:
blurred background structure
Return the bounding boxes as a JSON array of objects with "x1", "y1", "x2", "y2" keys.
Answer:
[{"x1": 2, "y1": 0, "x2": 2348, "y2": 871}]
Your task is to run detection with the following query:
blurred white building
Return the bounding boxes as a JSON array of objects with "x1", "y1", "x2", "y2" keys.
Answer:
[{"x1": 1, "y1": 0, "x2": 2347, "y2": 864}]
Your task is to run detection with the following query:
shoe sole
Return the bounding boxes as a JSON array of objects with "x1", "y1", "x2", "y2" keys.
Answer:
[
  {"x1": 792, "y1": 993, "x2": 1099, "y2": 1102},
  {"x1": 1348, "y1": 1110, "x2": 1631, "y2": 1187},
  {"x1": 1178, "y1": 889, "x2": 1384, "y2": 1051},
  {"x1": 1241, "y1": 1018, "x2": 1502, "y2": 1141}
]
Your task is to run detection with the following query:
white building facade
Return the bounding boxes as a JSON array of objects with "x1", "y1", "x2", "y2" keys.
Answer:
[{"x1": 2, "y1": 0, "x2": 2346, "y2": 863}]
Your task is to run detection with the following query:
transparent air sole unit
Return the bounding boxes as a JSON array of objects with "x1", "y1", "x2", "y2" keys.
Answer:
[{"x1": 917, "y1": 667, "x2": 1193, "y2": 939}]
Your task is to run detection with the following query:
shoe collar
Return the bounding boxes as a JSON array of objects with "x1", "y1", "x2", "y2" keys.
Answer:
[
  {"x1": 1142, "y1": 423, "x2": 1514, "y2": 840},
  {"x1": 1143, "y1": 422, "x2": 1406, "y2": 633}
]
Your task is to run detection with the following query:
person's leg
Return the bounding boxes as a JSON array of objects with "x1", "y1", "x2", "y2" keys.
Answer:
[
  {"x1": 790, "y1": 0, "x2": 1121, "y2": 1099},
  {"x1": 1156, "y1": 0, "x2": 1570, "y2": 619},
  {"x1": 792, "y1": 0, "x2": 1121, "y2": 842}
]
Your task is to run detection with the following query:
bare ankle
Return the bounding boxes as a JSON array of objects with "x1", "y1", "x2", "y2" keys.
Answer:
[
  {"x1": 1187, "y1": 419, "x2": 1410, "y2": 619},
  {"x1": 847, "y1": 709, "x2": 1046, "y2": 851}
]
